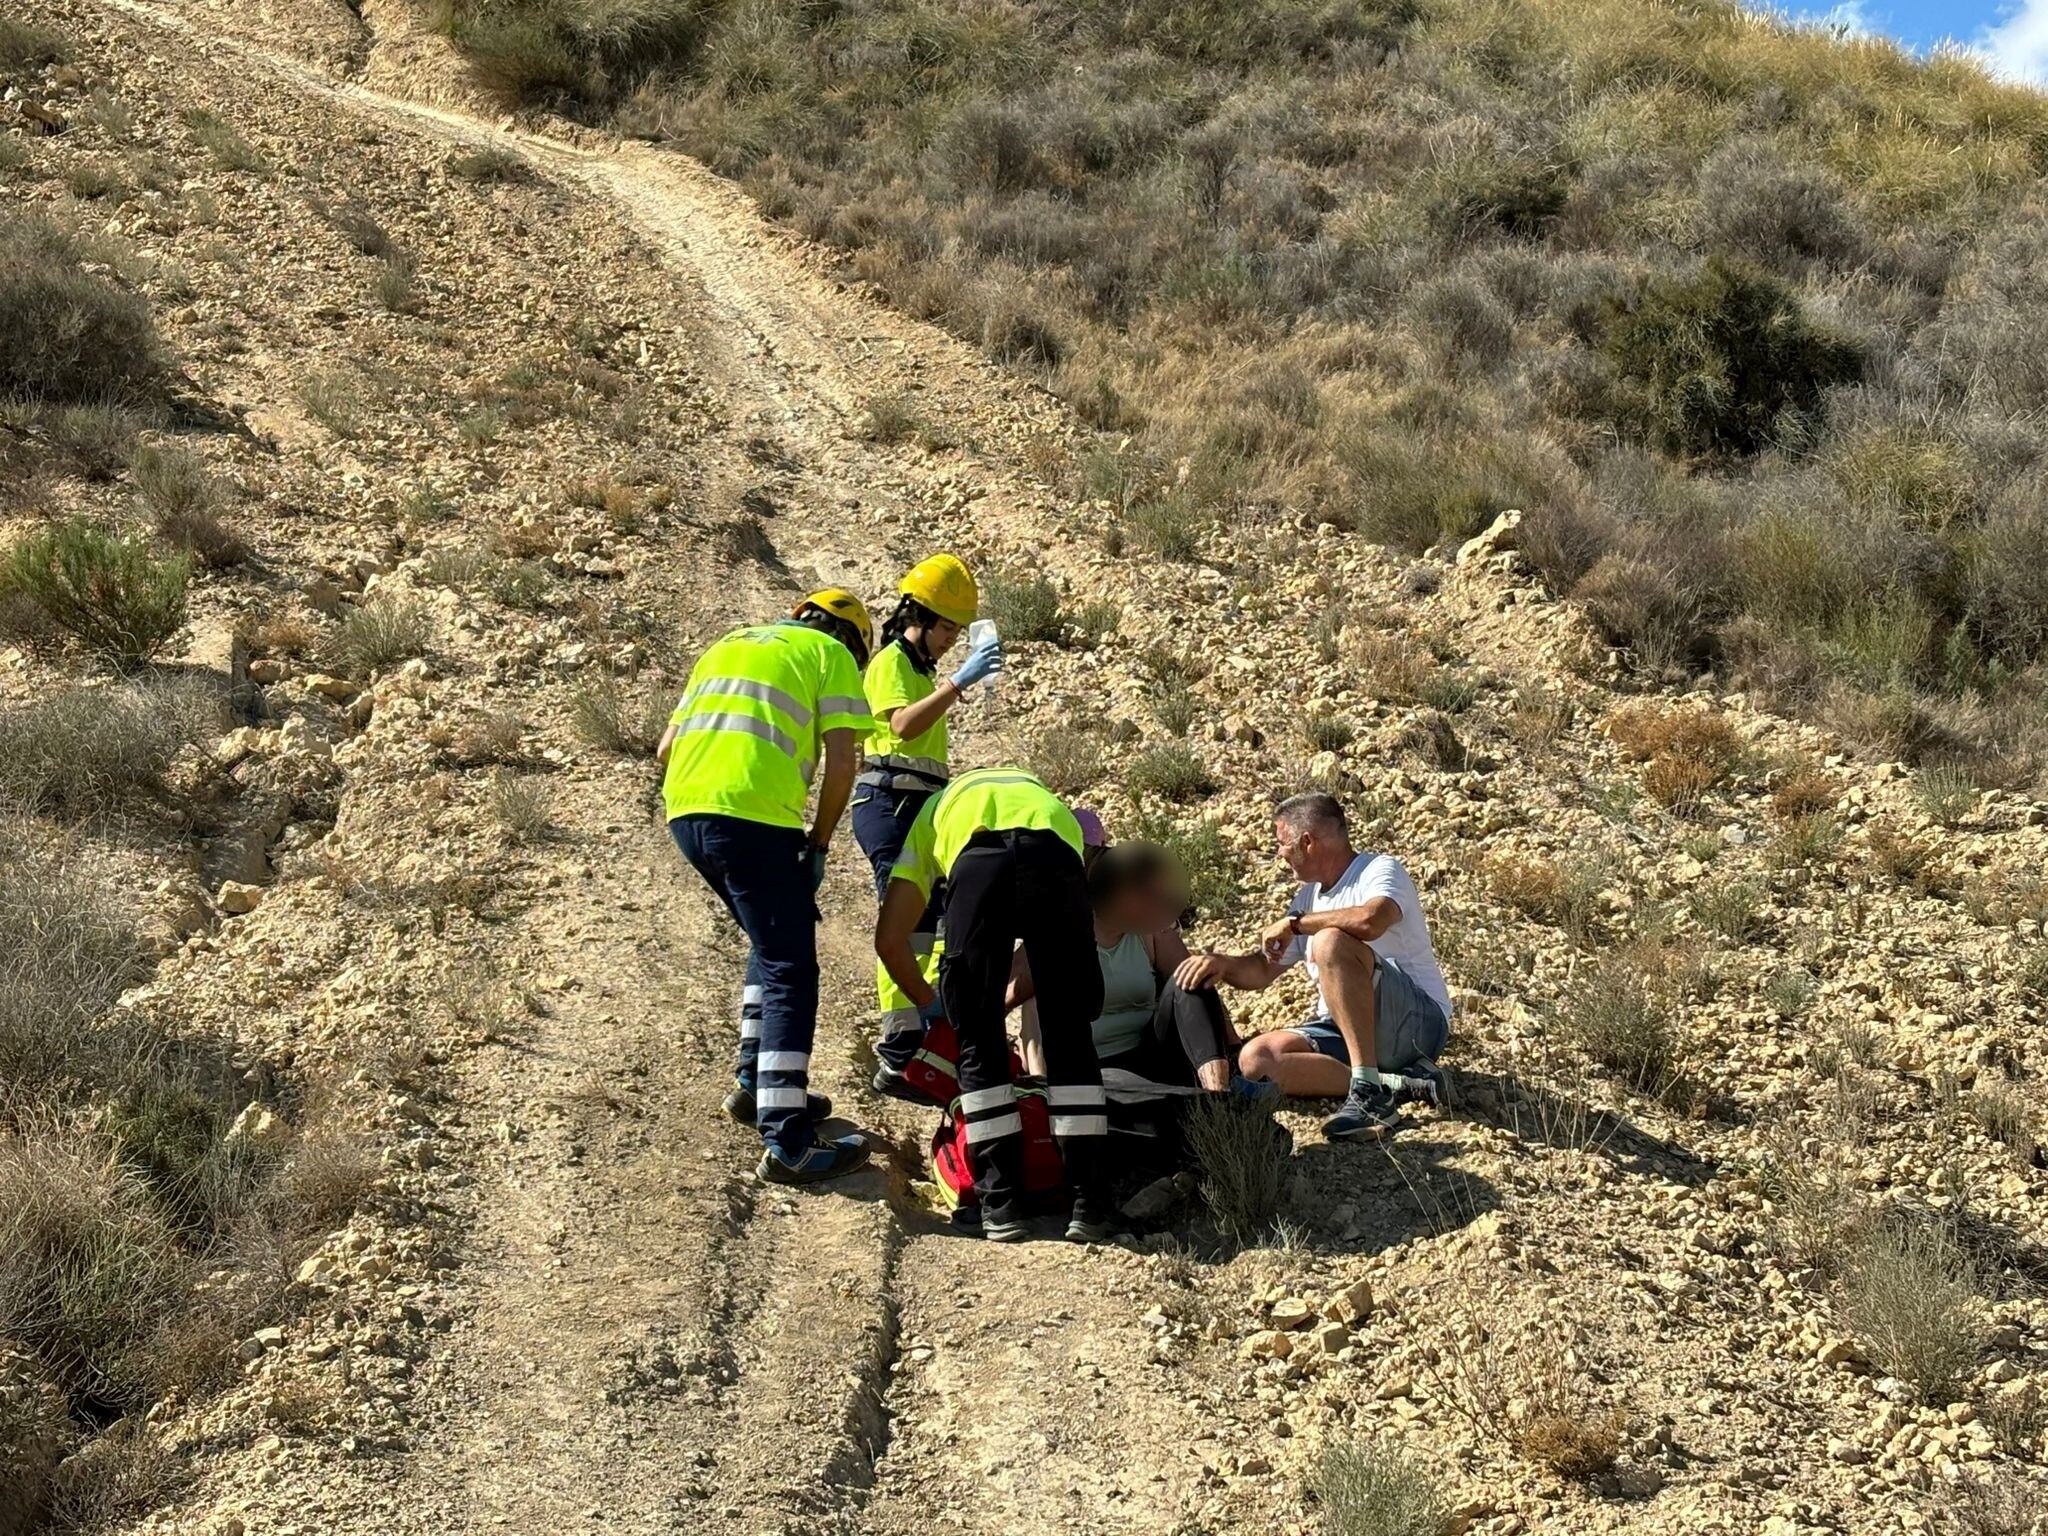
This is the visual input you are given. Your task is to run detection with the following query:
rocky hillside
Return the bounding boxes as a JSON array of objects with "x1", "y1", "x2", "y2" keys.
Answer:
[{"x1": 0, "y1": 3, "x2": 2044, "y2": 1536}]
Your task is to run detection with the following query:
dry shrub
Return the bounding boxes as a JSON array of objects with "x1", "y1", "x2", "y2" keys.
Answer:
[
  {"x1": 1184, "y1": 1096, "x2": 1286, "y2": 1246},
  {"x1": 0, "y1": 215, "x2": 162, "y2": 405},
  {"x1": 0, "y1": 819, "x2": 148, "y2": 1101},
  {"x1": 488, "y1": 770, "x2": 552, "y2": 843},
  {"x1": 1128, "y1": 744, "x2": 1216, "y2": 804},
  {"x1": 1608, "y1": 701, "x2": 1742, "y2": 809},
  {"x1": 1687, "y1": 879, "x2": 1767, "y2": 943},
  {"x1": 1483, "y1": 853, "x2": 1603, "y2": 942},
  {"x1": 1348, "y1": 628, "x2": 1435, "y2": 703},
  {"x1": 1606, "y1": 701, "x2": 1743, "y2": 765},
  {"x1": 433, "y1": 708, "x2": 525, "y2": 767},
  {"x1": 567, "y1": 674, "x2": 668, "y2": 755},
  {"x1": 44, "y1": 1415, "x2": 189, "y2": 1531},
  {"x1": 1842, "y1": 1217, "x2": 1984, "y2": 1402},
  {"x1": 268, "y1": 1129, "x2": 379, "y2": 1235},
  {"x1": 1865, "y1": 822, "x2": 1936, "y2": 886},
  {"x1": 0, "y1": 1129, "x2": 191, "y2": 1411},
  {"x1": 1970, "y1": 1078, "x2": 2038, "y2": 1165},
  {"x1": 1560, "y1": 950, "x2": 1687, "y2": 1100},
  {"x1": 1028, "y1": 722, "x2": 1102, "y2": 796},
  {"x1": 1936, "y1": 1471, "x2": 2045, "y2": 1536},
  {"x1": 0, "y1": 675, "x2": 222, "y2": 818},
  {"x1": 1519, "y1": 1411, "x2": 1624, "y2": 1480},
  {"x1": 1310, "y1": 1437, "x2": 1452, "y2": 1536},
  {"x1": 1769, "y1": 765, "x2": 1837, "y2": 822},
  {"x1": 1421, "y1": 1297, "x2": 1622, "y2": 1479},
  {"x1": 982, "y1": 570, "x2": 1065, "y2": 643}
]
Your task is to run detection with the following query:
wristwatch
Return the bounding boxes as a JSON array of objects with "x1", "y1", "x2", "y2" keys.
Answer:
[{"x1": 1287, "y1": 912, "x2": 1305, "y2": 936}]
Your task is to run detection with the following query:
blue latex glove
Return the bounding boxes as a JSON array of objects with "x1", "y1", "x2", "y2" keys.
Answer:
[
  {"x1": 803, "y1": 843, "x2": 828, "y2": 893},
  {"x1": 950, "y1": 637, "x2": 1004, "y2": 692},
  {"x1": 917, "y1": 996, "x2": 948, "y2": 1027}
]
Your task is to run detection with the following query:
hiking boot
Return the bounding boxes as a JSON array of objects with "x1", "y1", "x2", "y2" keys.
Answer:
[
  {"x1": 870, "y1": 1063, "x2": 930, "y2": 1105},
  {"x1": 1064, "y1": 1194, "x2": 1116, "y2": 1244},
  {"x1": 982, "y1": 1205, "x2": 1032, "y2": 1243},
  {"x1": 757, "y1": 1134, "x2": 870, "y2": 1186},
  {"x1": 723, "y1": 1080, "x2": 831, "y2": 1126},
  {"x1": 1322, "y1": 1084, "x2": 1402, "y2": 1143},
  {"x1": 1227, "y1": 1073, "x2": 1283, "y2": 1107}
]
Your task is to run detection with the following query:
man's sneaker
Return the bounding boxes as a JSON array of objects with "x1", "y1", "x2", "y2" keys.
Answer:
[
  {"x1": 1227, "y1": 1074, "x2": 1283, "y2": 1107},
  {"x1": 1394, "y1": 1059, "x2": 1445, "y2": 1108},
  {"x1": 1064, "y1": 1196, "x2": 1116, "y2": 1244},
  {"x1": 723, "y1": 1081, "x2": 831, "y2": 1126},
  {"x1": 757, "y1": 1135, "x2": 869, "y2": 1186},
  {"x1": 870, "y1": 1063, "x2": 930, "y2": 1105},
  {"x1": 983, "y1": 1206, "x2": 1032, "y2": 1243},
  {"x1": 1322, "y1": 1084, "x2": 1402, "y2": 1142}
]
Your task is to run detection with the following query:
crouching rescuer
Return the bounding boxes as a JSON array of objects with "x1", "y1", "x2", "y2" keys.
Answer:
[
  {"x1": 658, "y1": 590, "x2": 876, "y2": 1186},
  {"x1": 875, "y1": 768, "x2": 1111, "y2": 1243}
]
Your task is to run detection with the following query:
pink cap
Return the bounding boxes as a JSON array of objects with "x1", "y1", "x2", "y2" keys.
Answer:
[{"x1": 1073, "y1": 807, "x2": 1108, "y2": 848}]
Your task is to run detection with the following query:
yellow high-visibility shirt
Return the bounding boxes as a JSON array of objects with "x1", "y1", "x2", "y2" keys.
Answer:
[
  {"x1": 862, "y1": 639, "x2": 948, "y2": 777},
  {"x1": 889, "y1": 767, "x2": 1082, "y2": 897},
  {"x1": 662, "y1": 623, "x2": 871, "y2": 828}
]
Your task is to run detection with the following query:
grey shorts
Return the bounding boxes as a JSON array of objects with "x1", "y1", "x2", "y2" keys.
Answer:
[{"x1": 1287, "y1": 956, "x2": 1449, "y2": 1070}]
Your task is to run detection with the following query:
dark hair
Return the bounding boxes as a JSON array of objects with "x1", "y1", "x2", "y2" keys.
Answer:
[
  {"x1": 1275, "y1": 791, "x2": 1346, "y2": 837},
  {"x1": 1087, "y1": 840, "x2": 1186, "y2": 913},
  {"x1": 879, "y1": 594, "x2": 942, "y2": 662},
  {"x1": 792, "y1": 606, "x2": 870, "y2": 666}
]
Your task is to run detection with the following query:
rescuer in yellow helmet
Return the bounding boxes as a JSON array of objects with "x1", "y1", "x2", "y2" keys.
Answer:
[
  {"x1": 854, "y1": 555, "x2": 1003, "y2": 1100},
  {"x1": 657, "y1": 589, "x2": 876, "y2": 1184}
]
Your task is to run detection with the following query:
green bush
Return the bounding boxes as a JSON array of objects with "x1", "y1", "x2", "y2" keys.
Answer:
[
  {"x1": 326, "y1": 593, "x2": 430, "y2": 677},
  {"x1": 1602, "y1": 257, "x2": 1860, "y2": 460},
  {"x1": 0, "y1": 216, "x2": 162, "y2": 404},
  {"x1": 1, "y1": 521, "x2": 189, "y2": 667},
  {"x1": 982, "y1": 571, "x2": 1065, "y2": 643},
  {"x1": 1128, "y1": 744, "x2": 1216, "y2": 803}
]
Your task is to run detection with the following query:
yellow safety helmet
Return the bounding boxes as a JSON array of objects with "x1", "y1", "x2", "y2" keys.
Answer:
[
  {"x1": 791, "y1": 588, "x2": 874, "y2": 666},
  {"x1": 898, "y1": 554, "x2": 978, "y2": 627}
]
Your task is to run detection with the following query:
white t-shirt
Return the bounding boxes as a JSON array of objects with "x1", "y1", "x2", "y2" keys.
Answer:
[{"x1": 1281, "y1": 852, "x2": 1451, "y2": 1023}]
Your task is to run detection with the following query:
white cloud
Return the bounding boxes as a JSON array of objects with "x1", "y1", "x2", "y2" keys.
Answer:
[{"x1": 1980, "y1": 1, "x2": 2048, "y2": 82}]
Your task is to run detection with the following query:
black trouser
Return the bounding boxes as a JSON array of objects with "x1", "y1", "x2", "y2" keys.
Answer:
[
  {"x1": 1099, "y1": 979, "x2": 1233, "y2": 1088},
  {"x1": 941, "y1": 829, "x2": 1106, "y2": 1216}
]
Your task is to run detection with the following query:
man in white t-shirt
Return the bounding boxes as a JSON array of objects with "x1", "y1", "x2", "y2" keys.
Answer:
[{"x1": 1173, "y1": 792, "x2": 1451, "y2": 1141}]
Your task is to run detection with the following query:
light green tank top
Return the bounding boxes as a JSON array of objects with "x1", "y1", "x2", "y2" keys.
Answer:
[{"x1": 1092, "y1": 930, "x2": 1157, "y2": 1058}]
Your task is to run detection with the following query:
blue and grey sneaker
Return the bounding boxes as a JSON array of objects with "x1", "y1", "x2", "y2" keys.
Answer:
[
  {"x1": 723, "y1": 1080, "x2": 831, "y2": 1126},
  {"x1": 756, "y1": 1134, "x2": 869, "y2": 1185},
  {"x1": 1322, "y1": 1084, "x2": 1402, "y2": 1142},
  {"x1": 1227, "y1": 1074, "x2": 1283, "y2": 1107}
]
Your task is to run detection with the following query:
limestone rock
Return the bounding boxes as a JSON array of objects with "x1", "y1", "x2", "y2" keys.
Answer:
[{"x1": 217, "y1": 881, "x2": 264, "y2": 915}]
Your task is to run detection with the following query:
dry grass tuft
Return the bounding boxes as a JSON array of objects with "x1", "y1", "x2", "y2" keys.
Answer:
[
  {"x1": 1027, "y1": 721, "x2": 1102, "y2": 797},
  {"x1": 326, "y1": 593, "x2": 431, "y2": 678},
  {"x1": 567, "y1": 675, "x2": 667, "y2": 756},
  {"x1": 1184, "y1": 1095, "x2": 1285, "y2": 1247}
]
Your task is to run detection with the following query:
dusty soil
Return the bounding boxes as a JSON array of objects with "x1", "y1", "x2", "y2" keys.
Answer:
[{"x1": 2, "y1": 3, "x2": 2044, "y2": 1535}]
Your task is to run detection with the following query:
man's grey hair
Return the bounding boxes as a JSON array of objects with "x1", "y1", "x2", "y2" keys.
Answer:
[{"x1": 1275, "y1": 792, "x2": 1347, "y2": 838}]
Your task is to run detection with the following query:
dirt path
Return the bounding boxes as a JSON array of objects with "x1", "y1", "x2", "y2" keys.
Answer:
[{"x1": 73, "y1": 3, "x2": 1235, "y2": 1532}]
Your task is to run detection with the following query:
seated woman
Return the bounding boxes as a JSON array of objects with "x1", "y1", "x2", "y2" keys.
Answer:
[{"x1": 1014, "y1": 841, "x2": 1257, "y2": 1095}]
